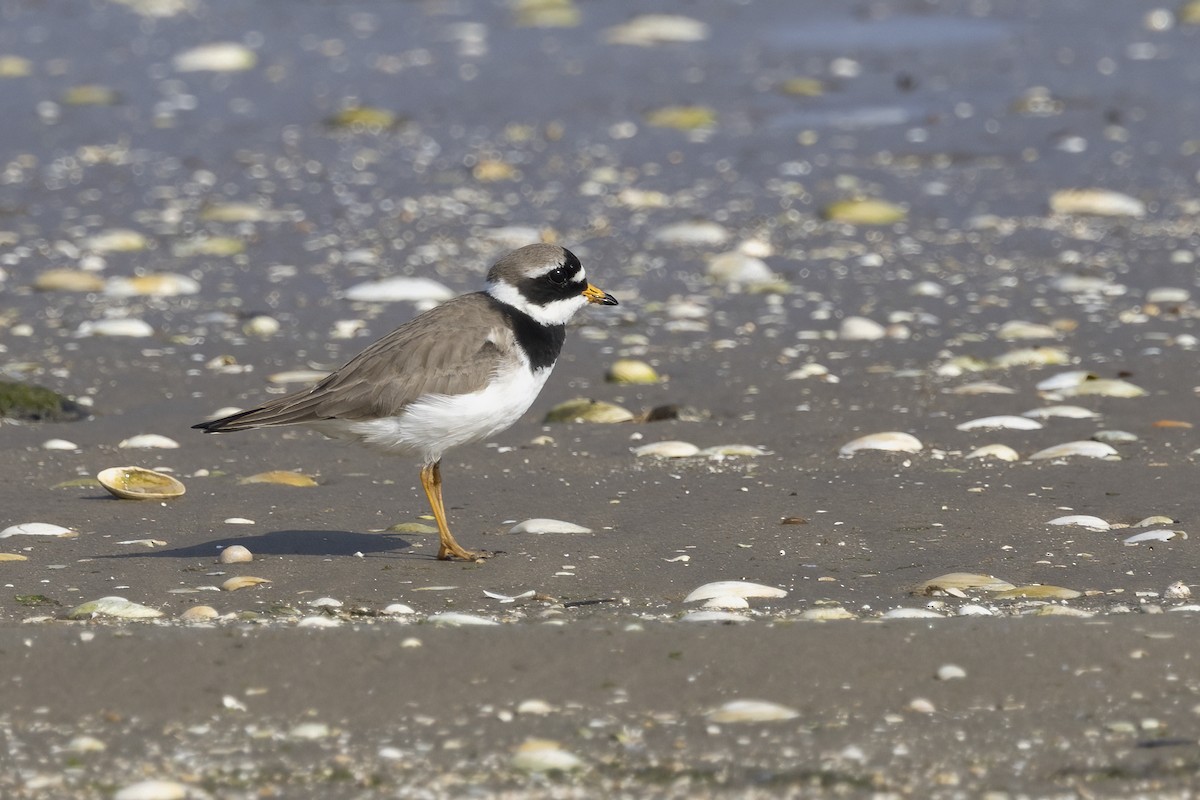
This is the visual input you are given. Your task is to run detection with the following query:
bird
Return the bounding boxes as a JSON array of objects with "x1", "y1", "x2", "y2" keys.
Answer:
[{"x1": 193, "y1": 243, "x2": 618, "y2": 562}]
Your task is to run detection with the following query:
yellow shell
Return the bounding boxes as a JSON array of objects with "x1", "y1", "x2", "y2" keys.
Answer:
[{"x1": 97, "y1": 467, "x2": 186, "y2": 500}]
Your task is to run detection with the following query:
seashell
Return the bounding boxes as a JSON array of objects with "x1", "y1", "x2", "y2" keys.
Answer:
[
  {"x1": 173, "y1": 236, "x2": 245, "y2": 257},
  {"x1": 1036, "y1": 370, "x2": 1096, "y2": 391},
  {"x1": 779, "y1": 77, "x2": 824, "y2": 96},
  {"x1": 706, "y1": 700, "x2": 799, "y2": 723},
  {"x1": 342, "y1": 276, "x2": 454, "y2": 304},
  {"x1": 0, "y1": 522, "x2": 75, "y2": 539},
  {"x1": 909, "y1": 698, "x2": 937, "y2": 714},
  {"x1": 603, "y1": 14, "x2": 709, "y2": 45},
  {"x1": 822, "y1": 198, "x2": 907, "y2": 225},
  {"x1": 965, "y1": 444, "x2": 1020, "y2": 461},
  {"x1": 242, "y1": 315, "x2": 280, "y2": 336},
  {"x1": 65, "y1": 735, "x2": 106, "y2": 753},
  {"x1": 800, "y1": 606, "x2": 856, "y2": 621},
  {"x1": 67, "y1": 596, "x2": 163, "y2": 620},
  {"x1": 700, "y1": 444, "x2": 769, "y2": 458},
  {"x1": 949, "y1": 381, "x2": 1015, "y2": 395},
  {"x1": 113, "y1": 780, "x2": 190, "y2": 800},
  {"x1": 118, "y1": 434, "x2": 180, "y2": 449},
  {"x1": 180, "y1": 605, "x2": 219, "y2": 622},
  {"x1": 839, "y1": 431, "x2": 922, "y2": 456},
  {"x1": 706, "y1": 251, "x2": 778, "y2": 288},
  {"x1": 1057, "y1": 379, "x2": 1146, "y2": 398},
  {"x1": 507, "y1": 518, "x2": 592, "y2": 534},
  {"x1": 633, "y1": 440, "x2": 700, "y2": 459},
  {"x1": 1046, "y1": 515, "x2": 1110, "y2": 530},
  {"x1": 786, "y1": 363, "x2": 831, "y2": 381},
  {"x1": 1050, "y1": 188, "x2": 1146, "y2": 217},
  {"x1": 882, "y1": 607, "x2": 944, "y2": 619},
  {"x1": 238, "y1": 470, "x2": 318, "y2": 487},
  {"x1": 651, "y1": 220, "x2": 729, "y2": 247},
  {"x1": 172, "y1": 42, "x2": 257, "y2": 72},
  {"x1": 218, "y1": 545, "x2": 253, "y2": 564},
  {"x1": 0, "y1": 55, "x2": 32, "y2": 77},
  {"x1": 511, "y1": 738, "x2": 585, "y2": 772},
  {"x1": 0, "y1": 553, "x2": 29, "y2": 561},
  {"x1": 684, "y1": 581, "x2": 786, "y2": 603},
  {"x1": 382, "y1": 603, "x2": 416, "y2": 615},
  {"x1": 328, "y1": 106, "x2": 397, "y2": 129},
  {"x1": 224, "y1": 518, "x2": 254, "y2": 525},
  {"x1": 63, "y1": 84, "x2": 118, "y2": 105},
  {"x1": 1093, "y1": 430, "x2": 1138, "y2": 444},
  {"x1": 955, "y1": 415, "x2": 1042, "y2": 432},
  {"x1": 97, "y1": 467, "x2": 185, "y2": 500},
  {"x1": 681, "y1": 610, "x2": 750, "y2": 623},
  {"x1": 1136, "y1": 515, "x2": 1175, "y2": 527},
  {"x1": 1029, "y1": 440, "x2": 1119, "y2": 460},
  {"x1": 917, "y1": 573, "x2": 1015, "y2": 593},
  {"x1": 991, "y1": 346, "x2": 1070, "y2": 368},
  {"x1": 105, "y1": 273, "x2": 199, "y2": 297},
  {"x1": 1165, "y1": 581, "x2": 1192, "y2": 600},
  {"x1": 645, "y1": 105, "x2": 717, "y2": 130},
  {"x1": 937, "y1": 664, "x2": 967, "y2": 681},
  {"x1": 517, "y1": 699, "x2": 556, "y2": 715},
  {"x1": 200, "y1": 202, "x2": 272, "y2": 222},
  {"x1": 116, "y1": 538, "x2": 167, "y2": 547},
  {"x1": 1123, "y1": 529, "x2": 1183, "y2": 545},
  {"x1": 1146, "y1": 287, "x2": 1190, "y2": 304},
  {"x1": 84, "y1": 228, "x2": 147, "y2": 253},
  {"x1": 606, "y1": 359, "x2": 660, "y2": 384},
  {"x1": 1022, "y1": 405, "x2": 1099, "y2": 420},
  {"x1": 267, "y1": 369, "x2": 329, "y2": 385},
  {"x1": 1053, "y1": 275, "x2": 1127, "y2": 296},
  {"x1": 839, "y1": 316, "x2": 886, "y2": 341},
  {"x1": 473, "y1": 159, "x2": 519, "y2": 182},
  {"x1": 996, "y1": 320, "x2": 1057, "y2": 340},
  {"x1": 701, "y1": 596, "x2": 750, "y2": 610},
  {"x1": 993, "y1": 585, "x2": 1082, "y2": 600},
  {"x1": 544, "y1": 398, "x2": 634, "y2": 424},
  {"x1": 34, "y1": 269, "x2": 105, "y2": 292},
  {"x1": 427, "y1": 612, "x2": 499, "y2": 627},
  {"x1": 1033, "y1": 605, "x2": 1093, "y2": 618},
  {"x1": 957, "y1": 605, "x2": 994, "y2": 617},
  {"x1": 42, "y1": 439, "x2": 79, "y2": 450},
  {"x1": 221, "y1": 576, "x2": 270, "y2": 591},
  {"x1": 288, "y1": 722, "x2": 331, "y2": 740},
  {"x1": 76, "y1": 318, "x2": 155, "y2": 338}
]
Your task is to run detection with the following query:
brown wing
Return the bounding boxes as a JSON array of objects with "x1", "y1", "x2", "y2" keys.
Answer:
[{"x1": 194, "y1": 293, "x2": 514, "y2": 432}]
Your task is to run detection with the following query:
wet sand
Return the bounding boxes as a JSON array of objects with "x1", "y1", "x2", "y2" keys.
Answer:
[{"x1": 2, "y1": 0, "x2": 1200, "y2": 796}]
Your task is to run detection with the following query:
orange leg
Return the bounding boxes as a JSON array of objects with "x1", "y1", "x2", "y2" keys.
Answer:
[{"x1": 420, "y1": 461, "x2": 486, "y2": 562}]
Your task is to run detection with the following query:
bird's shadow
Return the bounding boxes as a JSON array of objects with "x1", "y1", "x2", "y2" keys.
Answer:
[{"x1": 100, "y1": 529, "x2": 419, "y2": 561}]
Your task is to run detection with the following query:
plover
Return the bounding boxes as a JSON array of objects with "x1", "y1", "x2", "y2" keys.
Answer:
[{"x1": 193, "y1": 243, "x2": 618, "y2": 561}]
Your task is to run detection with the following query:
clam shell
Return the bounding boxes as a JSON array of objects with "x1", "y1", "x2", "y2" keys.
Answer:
[
  {"x1": 98, "y1": 467, "x2": 185, "y2": 500},
  {"x1": 839, "y1": 431, "x2": 923, "y2": 456}
]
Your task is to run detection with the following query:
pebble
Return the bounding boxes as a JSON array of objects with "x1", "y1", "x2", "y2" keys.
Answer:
[
  {"x1": 1093, "y1": 430, "x2": 1138, "y2": 444},
  {"x1": 105, "y1": 273, "x2": 199, "y2": 298},
  {"x1": 883, "y1": 607, "x2": 944, "y2": 619},
  {"x1": 706, "y1": 700, "x2": 799, "y2": 723},
  {"x1": 706, "y1": 251, "x2": 778, "y2": 288},
  {"x1": 1165, "y1": 581, "x2": 1192, "y2": 599},
  {"x1": 517, "y1": 699, "x2": 556, "y2": 715},
  {"x1": 297, "y1": 615, "x2": 342, "y2": 628},
  {"x1": 917, "y1": 573, "x2": 1015, "y2": 593},
  {"x1": 508, "y1": 518, "x2": 592, "y2": 534},
  {"x1": 289, "y1": 722, "x2": 331, "y2": 740},
  {"x1": 822, "y1": 198, "x2": 907, "y2": 225},
  {"x1": 606, "y1": 358, "x2": 660, "y2": 384},
  {"x1": 800, "y1": 606, "x2": 856, "y2": 621},
  {"x1": 544, "y1": 398, "x2": 635, "y2": 423},
  {"x1": 218, "y1": 545, "x2": 253, "y2": 564}
]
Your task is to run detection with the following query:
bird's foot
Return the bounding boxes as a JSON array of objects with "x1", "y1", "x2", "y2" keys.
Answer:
[{"x1": 437, "y1": 544, "x2": 496, "y2": 562}]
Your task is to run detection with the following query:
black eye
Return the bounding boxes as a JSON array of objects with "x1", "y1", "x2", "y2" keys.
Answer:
[{"x1": 547, "y1": 266, "x2": 571, "y2": 286}]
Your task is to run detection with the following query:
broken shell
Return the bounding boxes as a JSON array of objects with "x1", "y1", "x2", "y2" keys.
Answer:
[
  {"x1": 1029, "y1": 441, "x2": 1119, "y2": 460},
  {"x1": 544, "y1": 398, "x2": 635, "y2": 424},
  {"x1": 0, "y1": 522, "x2": 76, "y2": 539},
  {"x1": 238, "y1": 470, "x2": 318, "y2": 487},
  {"x1": 113, "y1": 780, "x2": 190, "y2": 800},
  {"x1": 681, "y1": 610, "x2": 749, "y2": 623},
  {"x1": 633, "y1": 440, "x2": 700, "y2": 458},
  {"x1": 965, "y1": 444, "x2": 1020, "y2": 461},
  {"x1": 221, "y1": 576, "x2": 270, "y2": 591},
  {"x1": 606, "y1": 359, "x2": 660, "y2": 384},
  {"x1": 85, "y1": 228, "x2": 147, "y2": 253},
  {"x1": 1050, "y1": 188, "x2": 1146, "y2": 217},
  {"x1": 218, "y1": 545, "x2": 253, "y2": 564},
  {"x1": 97, "y1": 467, "x2": 186, "y2": 501},
  {"x1": 507, "y1": 519, "x2": 592, "y2": 534},
  {"x1": 0, "y1": 553, "x2": 29, "y2": 562},
  {"x1": 1124, "y1": 530, "x2": 1184, "y2": 545},
  {"x1": 67, "y1": 596, "x2": 163, "y2": 620},
  {"x1": 956, "y1": 415, "x2": 1042, "y2": 432},
  {"x1": 684, "y1": 581, "x2": 786, "y2": 603},
  {"x1": 1046, "y1": 515, "x2": 1110, "y2": 530},
  {"x1": 839, "y1": 432, "x2": 922, "y2": 456},
  {"x1": 706, "y1": 700, "x2": 799, "y2": 723}
]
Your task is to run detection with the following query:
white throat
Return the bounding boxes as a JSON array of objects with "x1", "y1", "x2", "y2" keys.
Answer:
[{"x1": 486, "y1": 280, "x2": 589, "y2": 327}]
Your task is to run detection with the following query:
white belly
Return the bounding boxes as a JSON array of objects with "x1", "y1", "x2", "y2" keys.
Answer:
[{"x1": 310, "y1": 365, "x2": 552, "y2": 464}]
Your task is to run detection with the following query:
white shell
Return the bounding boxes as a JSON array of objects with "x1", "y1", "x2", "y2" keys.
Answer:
[
  {"x1": 511, "y1": 739, "x2": 585, "y2": 772},
  {"x1": 882, "y1": 607, "x2": 945, "y2": 619},
  {"x1": 1147, "y1": 287, "x2": 1190, "y2": 304},
  {"x1": 42, "y1": 439, "x2": 79, "y2": 450},
  {"x1": 118, "y1": 434, "x2": 180, "y2": 449},
  {"x1": 114, "y1": 780, "x2": 190, "y2": 800},
  {"x1": 97, "y1": 467, "x2": 186, "y2": 500},
  {"x1": 1057, "y1": 379, "x2": 1146, "y2": 398},
  {"x1": 1050, "y1": 188, "x2": 1146, "y2": 217},
  {"x1": 604, "y1": 14, "x2": 710, "y2": 46},
  {"x1": 105, "y1": 273, "x2": 200, "y2": 297},
  {"x1": 684, "y1": 581, "x2": 786, "y2": 603},
  {"x1": 991, "y1": 346, "x2": 1070, "y2": 368},
  {"x1": 1046, "y1": 515, "x2": 1110, "y2": 530},
  {"x1": 75, "y1": 318, "x2": 155, "y2": 338},
  {"x1": 0, "y1": 522, "x2": 75, "y2": 538},
  {"x1": 172, "y1": 42, "x2": 257, "y2": 72},
  {"x1": 1022, "y1": 405, "x2": 1100, "y2": 420},
  {"x1": 839, "y1": 431, "x2": 923, "y2": 456},
  {"x1": 965, "y1": 444, "x2": 1020, "y2": 461},
  {"x1": 839, "y1": 316, "x2": 886, "y2": 341},
  {"x1": 633, "y1": 440, "x2": 701, "y2": 458},
  {"x1": 996, "y1": 320, "x2": 1057, "y2": 340},
  {"x1": 681, "y1": 610, "x2": 750, "y2": 623},
  {"x1": 706, "y1": 251, "x2": 777, "y2": 287},
  {"x1": 1035, "y1": 371, "x2": 1094, "y2": 391},
  {"x1": 427, "y1": 612, "x2": 499, "y2": 627},
  {"x1": 651, "y1": 220, "x2": 729, "y2": 247},
  {"x1": 949, "y1": 381, "x2": 1015, "y2": 395},
  {"x1": 1123, "y1": 529, "x2": 1183, "y2": 545},
  {"x1": 507, "y1": 518, "x2": 593, "y2": 534},
  {"x1": 343, "y1": 276, "x2": 454, "y2": 304},
  {"x1": 1029, "y1": 440, "x2": 1119, "y2": 460},
  {"x1": 701, "y1": 596, "x2": 750, "y2": 610},
  {"x1": 700, "y1": 444, "x2": 769, "y2": 458},
  {"x1": 955, "y1": 415, "x2": 1043, "y2": 432},
  {"x1": 706, "y1": 700, "x2": 799, "y2": 723}
]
